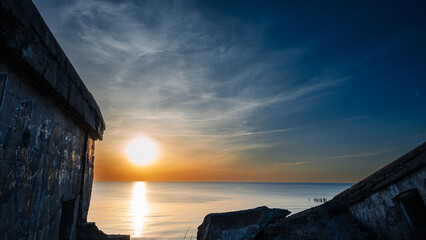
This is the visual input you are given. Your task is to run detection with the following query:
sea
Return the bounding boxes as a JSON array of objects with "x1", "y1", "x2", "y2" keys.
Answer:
[{"x1": 88, "y1": 182, "x2": 352, "y2": 240}]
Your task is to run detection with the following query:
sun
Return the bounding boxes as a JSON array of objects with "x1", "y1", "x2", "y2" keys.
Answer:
[{"x1": 126, "y1": 138, "x2": 158, "y2": 166}]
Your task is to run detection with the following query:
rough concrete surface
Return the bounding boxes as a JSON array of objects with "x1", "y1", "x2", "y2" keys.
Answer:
[
  {"x1": 198, "y1": 143, "x2": 426, "y2": 240},
  {"x1": 197, "y1": 206, "x2": 290, "y2": 240},
  {"x1": 0, "y1": 0, "x2": 128, "y2": 239}
]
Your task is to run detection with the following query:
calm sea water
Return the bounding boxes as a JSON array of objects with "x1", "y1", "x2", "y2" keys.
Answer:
[{"x1": 88, "y1": 182, "x2": 352, "y2": 240}]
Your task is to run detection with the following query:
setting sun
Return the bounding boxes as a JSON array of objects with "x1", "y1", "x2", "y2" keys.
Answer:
[{"x1": 126, "y1": 138, "x2": 158, "y2": 166}]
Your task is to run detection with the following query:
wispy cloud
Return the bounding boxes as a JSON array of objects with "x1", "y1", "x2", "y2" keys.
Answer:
[
  {"x1": 33, "y1": 0, "x2": 426, "y2": 181},
  {"x1": 36, "y1": 0, "x2": 350, "y2": 165},
  {"x1": 273, "y1": 161, "x2": 311, "y2": 167},
  {"x1": 325, "y1": 150, "x2": 391, "y2": 160}
]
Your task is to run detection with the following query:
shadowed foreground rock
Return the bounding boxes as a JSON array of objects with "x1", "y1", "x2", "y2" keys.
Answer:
[
  {"x1": 198, "y1": 142, "x2": 426, "y2": 240},
  {"x1": 77, "y1": 222, "x2": 130, "y2": 240},
  {"x1": 254, "y1": 202, "x2": 377, "y2": 240},
  {"x1": 197, "y1": 206, "x2": 290, "y2": 240}
]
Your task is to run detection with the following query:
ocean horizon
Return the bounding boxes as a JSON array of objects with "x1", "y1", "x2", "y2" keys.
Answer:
[{"x1": 88, "y1": 181, "x2": 353, "y2": 240}]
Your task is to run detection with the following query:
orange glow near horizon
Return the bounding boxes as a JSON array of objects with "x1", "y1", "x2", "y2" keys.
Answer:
[
  {"x1": 92, "y1": 130, "x2": 375, "y2": 183},
  {"x1": 34, "y1": 0, "x2": 426, "y2": 185}
]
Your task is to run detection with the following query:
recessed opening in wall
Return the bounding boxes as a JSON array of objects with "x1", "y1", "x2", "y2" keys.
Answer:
[
  {"x1": 59, "y1": 199, "x2": 76, "y2": 240},
  {"x1": 394, "y1": 188, "x2": 426, "y2": 238},
  {"x1": 0, "y1": 72, "x2": 7, "y2": 107}
]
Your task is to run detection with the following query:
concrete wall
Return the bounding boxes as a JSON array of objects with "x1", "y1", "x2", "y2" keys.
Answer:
[
  {"x1": 252, "y1": 144, "x2": 426, "y2": 240},
  {"x1": 0, "y1": 1, "x2": 105, "y2": 239},
  {"x1": 349, "y1": 167, "x2": 426, "y2": 240},
  {"x1": 80, "y1": 137, "x2": 96, "y2": 223},
  {"x1": 0, "y1": 62, "x2": 95, "y2": 240},
  {"x1": 0, "y1": 0, "x2": 105, "y2": 140}
]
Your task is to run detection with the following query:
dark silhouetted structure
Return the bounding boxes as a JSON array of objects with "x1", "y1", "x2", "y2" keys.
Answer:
[
  {"x1": 0, "y1": 1, "x2": 127, "y2": 239},
  {"x1": 198, "y1": 142, "x2": 426, "y2": 240}
]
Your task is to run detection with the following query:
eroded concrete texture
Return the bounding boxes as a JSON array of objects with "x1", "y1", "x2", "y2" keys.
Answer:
[
  {"x1": 348, "y1": 167, "x2": 426, "y2": 239},
  {"x1": 0, "y1": 61, "x2": 95, "y2": 240},
  {"x1": 0, "y1": 0, "x2": 114, "y2": 239},
  {"x1": 198, "y1": 143, "x2": 426, "y2": 240}
]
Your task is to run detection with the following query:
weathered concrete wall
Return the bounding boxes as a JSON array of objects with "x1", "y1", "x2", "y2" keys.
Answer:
[
  {"x1": 0, "y1": 0, "x2": 107, "y2": 239},
  {"x1": 0, "y1": 0, "x2": 105, "y2": 140},
  {"x1": 0, "y1": 63, "x2": 94, "y2": 239},
  {"x1": 334, "y1": 142, "x2": 426, "y2": 240},
  {"x1": 199, "y1": 143, "x2": 426, "y2": 240},
  {"x1": 348, "y1": 167, "x2": 426, "y2": 240},
  {"x1": 79, "y1": 137, "x2": 95, "y2": 223},
  {"x1": 255, "y1": 202, "x2": 377, "y2": 240}
]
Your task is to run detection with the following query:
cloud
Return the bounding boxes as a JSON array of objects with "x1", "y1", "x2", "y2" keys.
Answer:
[
  {"x1": 273, "y1": 161, "x2": 311, "y2": 167},
  {"x1": 325, "y1": 150, "x2": 390, "y2": 160},
  {"x1": 35, "y1": 0, "x2": 350, "y2": 165}
]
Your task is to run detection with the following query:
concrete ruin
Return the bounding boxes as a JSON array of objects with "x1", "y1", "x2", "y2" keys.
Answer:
[
  {"x1": 198, "y1": 142, "x2": 426, "y2": 240},
  {"x1": 0, "y1": 1, "x2": 127, "y2": 239}
]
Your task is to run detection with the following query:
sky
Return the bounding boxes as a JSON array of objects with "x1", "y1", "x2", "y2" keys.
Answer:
[{"x1": 33, "y1": 0, "x2": 426, "y2": 182}]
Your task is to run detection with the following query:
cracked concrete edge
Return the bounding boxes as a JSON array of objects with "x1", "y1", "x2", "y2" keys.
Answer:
[{"x1": 0, "y1": 0, "x2": 105, "y2": 140}]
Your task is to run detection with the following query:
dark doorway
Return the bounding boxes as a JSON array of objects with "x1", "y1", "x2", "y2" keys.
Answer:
[
  {"x1": 396, "y1": 189, "x2": 426, "y2": 239},
  {"x1": 59, "y1": 199, "x2": 76, "y2": 240}
]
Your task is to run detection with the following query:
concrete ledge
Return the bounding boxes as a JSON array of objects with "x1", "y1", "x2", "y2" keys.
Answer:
[
  {"x1": 0, "y1": 0, "x2": 105, "y2": 139},
  {"x1": 334, "y1": 142, "x2": 426, "y2": 204}
]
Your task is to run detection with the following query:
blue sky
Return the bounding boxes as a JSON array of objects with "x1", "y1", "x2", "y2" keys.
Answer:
[{"x1": 34, "y1": 0, "x2": 426, "y2": 182}]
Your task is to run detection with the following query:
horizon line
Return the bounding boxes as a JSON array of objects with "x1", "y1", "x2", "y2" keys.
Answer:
[{"x1": 93, "y1": 180, "x2": 355, "y2": 184}]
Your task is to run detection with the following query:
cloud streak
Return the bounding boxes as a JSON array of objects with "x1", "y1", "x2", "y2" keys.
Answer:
[
  {"x1": 33, "y1": 0, "x2": 379, "y2": 180},
  {"x1": 47, "y1": 0, "x2": 347, "y2": 152},
  {"x1": 325, "y1": 150, "x2": 391, "y2": 160}
]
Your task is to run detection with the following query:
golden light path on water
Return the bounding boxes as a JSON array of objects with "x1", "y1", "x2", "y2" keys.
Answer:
[
  {"x1": 131, "y1": 181, "x2": 149, "y2": 237},
  {"x1": 88, "y1": 182, "x2": 352, "y2": 239}
]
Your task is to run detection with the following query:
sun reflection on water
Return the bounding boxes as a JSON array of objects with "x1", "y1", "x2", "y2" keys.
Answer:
[{"x1": 131, "y1": 181, "x2": 149, "y2": 237}]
